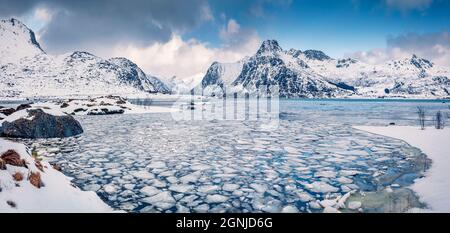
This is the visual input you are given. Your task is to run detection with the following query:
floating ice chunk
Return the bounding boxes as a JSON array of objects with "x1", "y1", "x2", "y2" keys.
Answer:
[
  {"x1": 180, "y1": 195, "x2": 198, "y2": 203},
  {"x1": 308, "y1": 201, "x2": 322, "y2": 210},
  {"x1": 336, "y1": 176, "x2": 353, "y2": 184},
  {"x1": 120, "y1": 202, "x2": 137, "y2": 211},
  {"x1": 147, "y1": 161, "x2": 166, "y2": 169},
  {"x1": 152, "y1": 179, "x2": 167, "y2": 188},
  {"x1": 158, "y1": 170, "x2": 174, "y2": 177},
  {"x1": 305, "y1": 181, "x2": 339, "y2": 193},
  {"x1": 131, "y1": 170, "x2": 154, "y2": 179},
  {"x1": 169, "y1": 184, "x2": 194, "y2": 193},
  {"x1": 281, "y1": 205, "x2": 300, "y2": 213},
  {"x1": 296, "y1": 192, "x2": 314, "y2": 202},
  {"x1": 193, "y1": 204, "x2": 209, "y2": 213},
  {"x1": 191, "y1": 164, "x2": 212, "y2": 171},
  {"x1": 166, "y1": 176, "x2": 178, "y2": 184},
  {"x1": 106, "y1": 169, "x2": 121, "y2": 176},
  {"x1": 120, "y1": 190, "x2": 135, "y2": 197},
  {"x1": 339, "y1": 170, "x2": 361, "y2": 176},
  {"x1": 103, "y1": 184, "x2": 117, "y2": 194},
  {"x1": 250, "y1": 183, "x2": 268, "y2": 193},
  {"x1": 206, "y1": 194, "x2": 229, "y2": 203},
  {"x1": 222, "y1": 167, "x2": 237, "y2": 174},
  {"x1": 261, "y1": 199, "x2": 283, "y2": 213},
  {"x1": 320, "y1": 199, "x2": 338, "y2": 208},
  {"x1": 337, "y1": 191, "x2": 355, "y2": 208},
  {"x1": 341, "y1": 185, "x2": 351, "y2": 192},
  {"x1": 198, "y1": 185, "x2": 220, "y2": 194},
  {"x1": 140, "y1": 186, "x2": 160, "y2": 196},
  {"x1": 323, "y1": 206, "x2": 341, "y2": 213},
  {"x1": 372, "y1": 171, "x2": 381, "y2": 177},
  {"x1": 375, "y1": 157, "x2": 390, "y2": 162},
  {"x1": 176, "y1": 204, "x2": 190, "y2": 213},
  {"x1": 124, "y1": 184, "x2": 135, "y2": 190},
  {"x1": 141, "y1": 191, "x2": 175, "y2": 210},
  {"x1": 315, "y1": 170, "x2": 337, "y2": 178},
  {"x1": 179, "y1": 171, "x2": 202, "y2": 184},
  {"x1": 347, "y1": 201, "x2": 362, "y2": 210},
  {"x1": 210, "y1": 203, "x2": 231, "y2": 213},
  {"x1": 232, "y1": 190, "x2": 244, "y2": 196},
  {"x1": 222, "y1": 184, "x2": 240, "y2": 192}
]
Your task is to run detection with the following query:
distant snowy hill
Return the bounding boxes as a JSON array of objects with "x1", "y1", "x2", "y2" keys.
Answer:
[
  {"x1": 0, "y1": 18, "x2": 170, "y2": 98},
  {"x1": 197, "y1": 39, "x2": 450, "y2": 98},
  {"x1": 163, "y1": 74, "x2": 204, "y2": 94}
]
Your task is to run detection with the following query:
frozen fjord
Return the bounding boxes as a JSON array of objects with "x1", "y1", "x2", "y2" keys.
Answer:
[{"x1": 17, "y1": 99, "x2": 450, "y2": 213}]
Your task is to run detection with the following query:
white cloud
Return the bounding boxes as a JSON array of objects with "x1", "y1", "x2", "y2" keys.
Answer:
[
  {"x1": 349, "y1": 31, "x2": 450, "y2": 66},
  {"x1": 111, "y1": 18, "x2": 260, "y2": 81},
  {"x1": 219, "y1": 19, "x2": 241, "y2": 40},
  {"x1": 112, "y1": 32, "x2": 260, "y2": 80},
  {"x1": 200, "y1": 3, "x2": 214, "y2": 22},
  {"x1": 385, "y1": 0, "x2": 433, "y2": 11},
  {"x1": 34, "y1": 7, "x2": 53, "y2": 23},
  {"x1": 349, "y1": 48, "x2": 410, "y2": 64}
]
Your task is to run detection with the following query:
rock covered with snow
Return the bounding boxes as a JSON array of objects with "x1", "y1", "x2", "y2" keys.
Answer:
[
  {"x1": 0, "y1": 18, "x2": 170, "y2": 98},
  {"x1": 1, "y1": 108, "x2": 83, "y2": 138},
  {"x1": 0, "y1": 138, "x2": 111, "y2": 212},
  {"x1": 35, "y1": 95, "x2": 171, "y2": 115}
]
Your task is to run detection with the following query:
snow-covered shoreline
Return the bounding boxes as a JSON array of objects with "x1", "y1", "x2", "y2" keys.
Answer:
[
  {"x1": 0, "y1": 138, "x2": 113, "y2": 212},
  {"x1": 354, "y1": 126, "x2": 450, "y2": 212}
]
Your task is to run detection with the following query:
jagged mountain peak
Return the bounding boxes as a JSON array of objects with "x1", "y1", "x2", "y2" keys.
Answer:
[
  {"x1": 198, "y1": 37, "x2": 449, "y2": 98},
  {"x1": 71, "y1": 51, "x2": 96, "y2": 57},
  {"x1": 410, "y1": 54, "x2": 433, "y2": 69},
  {"x1": 0, "y1": 18, "x2": 171, "y2": 97},
  {"x1": 302, "y1": 50, "x2": 331, "y2": 61},
  {"x1": 0, "y1": 18, "x2": 43, "y2": 52},
  {"x1": 108, "y1": 57, "x2": 139, "y2": 67},
  {"x1": 287, "y1": 48, "x2": 303, "y2": 58},
  {"x1": 257, "y1": 39, "x2": 283, "y2": 55},
  {"x1": 0, "y1": 18, "x2": 45, "y2": 63}
]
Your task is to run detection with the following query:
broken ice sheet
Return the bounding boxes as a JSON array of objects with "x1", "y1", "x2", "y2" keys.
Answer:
[{"x1": 20, "y1": 102, "x2": 431, "y2": 213}]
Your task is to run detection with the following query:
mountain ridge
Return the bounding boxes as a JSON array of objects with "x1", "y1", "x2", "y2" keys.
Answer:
[
  {"x1": 196, "y1": 39, "x2": 450, "y2": 98},
  {"x1": 0, "y1": 18, "x2": 170, "y2": 98}
]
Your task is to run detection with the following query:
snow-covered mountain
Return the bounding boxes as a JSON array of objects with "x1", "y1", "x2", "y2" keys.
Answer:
[
  {"x1": 0, "y1": 18, "x2": 170, "y2": 98},
  {"x1": 162, "y1": 74, "x2": 205, "y2": 94},
  {"x1": 197, "y1": 39, "x2": 450, "y2": 98}
]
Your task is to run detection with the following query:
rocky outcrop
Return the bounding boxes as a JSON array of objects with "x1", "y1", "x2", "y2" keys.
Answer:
[
  {"x1": 1, "y1": 108, "x2": 83, "y2": 138},
  {"x1": 55, "y1": 95, "x2": 133, "y2": 115}
]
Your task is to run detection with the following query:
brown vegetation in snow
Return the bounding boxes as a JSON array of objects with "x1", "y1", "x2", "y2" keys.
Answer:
[
  {"x1": 12, "y1": 172, "x2": 24, "y2": 181},
  {"x1": 29, "y1": 172, "x2": 42, "y2": 188},
  {"x1": 1, "y1": 150, "x2": 27, "y2": 167}
]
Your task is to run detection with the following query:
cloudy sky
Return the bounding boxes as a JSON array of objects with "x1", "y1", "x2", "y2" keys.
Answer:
[{"x1": 1, "y1": 0, "x2": 449, "y2": 80}]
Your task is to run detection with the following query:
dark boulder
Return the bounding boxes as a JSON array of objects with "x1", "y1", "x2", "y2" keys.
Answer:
[
  {"x1": 16, "y1": 103, "x2": 32, "y2": 111},
  {"x1": 1, "y1": 109, "x2": 83, "y2": 138},
  {"x1": 60, "y1": 102, "x2": 70, "y2": 108},
  {"x1": 0, "y1": 108, "x2": 16, "y2": 116}
]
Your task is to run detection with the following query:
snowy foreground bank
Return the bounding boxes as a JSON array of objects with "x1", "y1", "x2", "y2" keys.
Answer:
[
  {"x1": 0, "y1": 138, "x2": 112, "y2": 212},
  {"x1": 354, "y1": 126, "x2": 450, "y2": 212}
]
